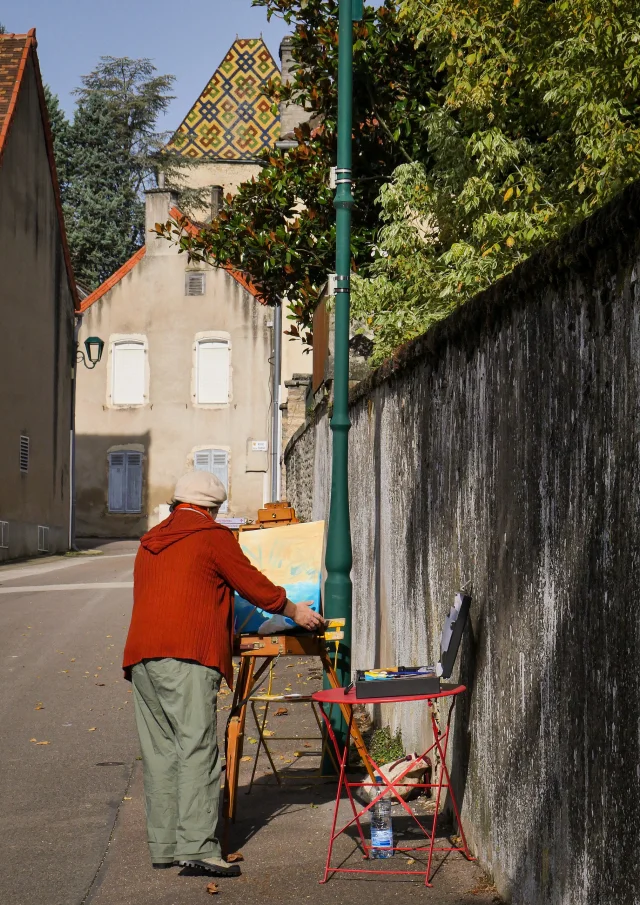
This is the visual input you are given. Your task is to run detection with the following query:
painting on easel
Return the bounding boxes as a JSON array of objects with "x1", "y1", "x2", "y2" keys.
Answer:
[{"x1": 234, "y1": 521, "x2": 325, "y2": 634}]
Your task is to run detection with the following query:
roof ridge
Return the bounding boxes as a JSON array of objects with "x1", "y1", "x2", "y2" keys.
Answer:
[
  {"x1": 80, "y1": 246, "x2": 146, "y2": 313},
  {"x1": 0, "y1": 30, "x2": 35, "y2": 166},
  {"x1": 80, "y1": 208, "x2": 266, "y2": 313},
  {"x1": 0, "y1": 29, "x2": 80, "y2": 312},
  {"x1": 168, "y1": 206, "x2": 265, "y2": 302}
]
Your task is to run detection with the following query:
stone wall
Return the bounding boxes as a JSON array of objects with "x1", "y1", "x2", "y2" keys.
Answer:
[{"x1": 284, "y1": 180, "x2": 640, "y2": 905}]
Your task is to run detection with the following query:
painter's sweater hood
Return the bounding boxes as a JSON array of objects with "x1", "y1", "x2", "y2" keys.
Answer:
[{"x1": 140, "y1": 508, "x2": 226, "y2": 555}]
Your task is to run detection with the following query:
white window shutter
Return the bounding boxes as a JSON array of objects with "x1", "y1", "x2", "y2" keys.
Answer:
[
  {"x1": 113, "y1": 342, "x2": 145, "y2": 405},
  {"x1": 211, "y1": 450, "x2": 229, "y2": 513},
  {"x1": 192, "y1": 449, "x2": 229, "y2": 513},
  {"x1": 196, "y1": 340, "x2": 229, "y2": 404},
  {"x1": 108, "y1": 453, "x2": 126, "y2": 512},
  {"x1": 194, "y1": 450, "x2": 212, "y2": 471},
  {"x1": 125, "y1": 452, "x2": 143, "y2": 513}
]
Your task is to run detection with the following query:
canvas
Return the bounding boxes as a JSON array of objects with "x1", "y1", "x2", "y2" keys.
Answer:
[{"x1": 234, "y1": 521, "x2": 324, "y2": 634}]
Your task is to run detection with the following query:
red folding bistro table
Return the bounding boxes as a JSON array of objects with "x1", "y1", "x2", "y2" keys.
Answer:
[{"x1": 312, "y1": 684, "x2": 473, "y2": 886}]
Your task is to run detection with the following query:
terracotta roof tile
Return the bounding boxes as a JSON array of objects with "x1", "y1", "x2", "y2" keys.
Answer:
[
  {"x1": 169, "y1": 206, "x2": 265, "y2": 303},
  {"x1": 0, "y1": 32, "x2": 33, "y2": 164},
  {"x1": 0, "y1": 29, "x2": 80, "y2": 311},
  {"x1": 79, "y1": 246, "x2": 146, "y2": 313},
  {"x1": 80, "y1": 209, "x2": 265, "y2": 312}
]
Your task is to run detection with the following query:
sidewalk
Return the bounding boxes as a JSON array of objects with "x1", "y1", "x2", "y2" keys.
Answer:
[{"x1": 88, "y1": 657, "x2": 501, "y2": 905}]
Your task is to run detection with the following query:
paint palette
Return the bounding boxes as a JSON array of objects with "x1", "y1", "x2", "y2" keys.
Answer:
[{"x1": 234, "y1": 521, "x2": 324, "y2": 634}]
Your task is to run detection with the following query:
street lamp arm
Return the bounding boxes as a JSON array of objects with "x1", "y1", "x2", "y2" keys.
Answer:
[{"x1": 76, "y1": 350, "x2": 98, "y2": 370}]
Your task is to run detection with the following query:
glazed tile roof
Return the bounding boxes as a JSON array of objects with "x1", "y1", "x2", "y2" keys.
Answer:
[{"x1": 169, "y1": 38, "x2": 280, "y2": 160}]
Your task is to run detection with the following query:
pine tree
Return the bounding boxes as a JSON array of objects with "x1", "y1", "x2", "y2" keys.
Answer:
[
  {"x1": 43, "y1": 86, "x2": 72, "y2": 203},
  {"x1": 63, "y1": 92, "x2": 141, "y2": 288},
  {"x1": 43, "y1": 57, "x2": 204, "y2": 290}
]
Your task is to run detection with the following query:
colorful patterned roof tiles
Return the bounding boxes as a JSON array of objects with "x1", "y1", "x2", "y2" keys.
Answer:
[{"x1": 169, "y1": 38, "x2": 280, "y2": 160}]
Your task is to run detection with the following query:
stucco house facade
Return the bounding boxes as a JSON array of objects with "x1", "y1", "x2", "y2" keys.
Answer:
[
  {"x1": 0, "y1": 30, "x2": 79, "y2": 560},
  {"x1": 74, "y1": 38, "x2": 310, "y2": 537}
]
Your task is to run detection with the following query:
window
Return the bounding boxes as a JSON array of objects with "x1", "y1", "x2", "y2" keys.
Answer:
[
  {"x1": 194, "y1": 449, "x2": 229, "y2": 513},
  {"x1": 0, "y1": 521, "x2": 8, "y2": 549},
  {"x1": 20, "y1": 435, "x2": 29, "y2": 473},
  {"x1": 108, "y1": 451, "x2": 143, "y2": 513},
  {"x1": 112, "y1": 341, "x2": 145, "y2": 405},
  {"x1": 37, "y1": 526, "x2": 49, "y2": 553},
  {"x1": 186, "y1": 272, "x2": 206, "y2": 296},
  {"x1": 196, "y1": 339, "x2": 230, "y2": 404}
]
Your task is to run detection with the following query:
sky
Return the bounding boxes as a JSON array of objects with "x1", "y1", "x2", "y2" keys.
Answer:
[{"x1": 5, "y1": 0, "x2": 290, "y2": 130}]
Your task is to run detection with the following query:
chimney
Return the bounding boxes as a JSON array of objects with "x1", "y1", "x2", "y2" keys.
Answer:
[
  {"x1": 145, "y1": 188, "x2": 179, "y2": 256},
  {"x1": 210, "y1": 185, "x2": 224, "y2": 221},
  {"x1": 278, "y1": 35, "x2": 309, "y2": 138}
]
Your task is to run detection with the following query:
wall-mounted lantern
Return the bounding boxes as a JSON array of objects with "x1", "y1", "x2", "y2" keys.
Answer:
[{"x1": 78, "y1": 336, "x2": 104, "y2": 369}]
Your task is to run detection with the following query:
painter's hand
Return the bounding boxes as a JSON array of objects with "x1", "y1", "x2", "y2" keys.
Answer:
[{"x1": 289, "y1": 601, "x2": 325, "y2": 632}]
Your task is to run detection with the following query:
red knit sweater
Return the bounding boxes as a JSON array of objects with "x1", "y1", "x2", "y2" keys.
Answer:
[{"x1": 123, "y1": 504, "x2": 287, "y2": 686}]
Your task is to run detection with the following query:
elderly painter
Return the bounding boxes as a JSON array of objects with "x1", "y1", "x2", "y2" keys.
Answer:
[{"x1": 123, "y1": 470, "x2": 323, "y2": 877}]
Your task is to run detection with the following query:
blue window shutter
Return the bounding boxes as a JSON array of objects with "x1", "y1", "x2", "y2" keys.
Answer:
[
  {"x1": 108, "y1": 453, "x2": 126, "y2": 512},
  {"x1": 125, "y1": 452, "x2": 143, "y2": 513}
]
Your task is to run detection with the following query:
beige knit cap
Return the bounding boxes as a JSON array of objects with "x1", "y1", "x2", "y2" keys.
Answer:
[{"x1": 174, "y1": 470, "x2": 227, "y2": 508}]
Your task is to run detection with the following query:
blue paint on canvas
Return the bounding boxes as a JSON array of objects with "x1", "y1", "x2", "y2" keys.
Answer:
[{"x1": 233, "y1": 521, "x2": 324, "y2": 634}]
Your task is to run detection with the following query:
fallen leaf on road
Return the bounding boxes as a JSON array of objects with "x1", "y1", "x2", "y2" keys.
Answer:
[
  {"x1": 29, "y1": 738, "x2": 37, "y2": 742},
  {"x1": 309, "y1": 803, "x2": 318, "y2": 808},
  {"x1": 240, "y1": 756, "x2": 252, "y2": 763},
  {"x1": 88, "y1": 727, "x2": 97, "y2": 732},
  {"x1": 263, "y1": 730, "x2": 274, "y2": 737},
  {"x1": 106, "y1": 635, "x2": 112, "y2": 638},
  {"x1": 247, "y1": 737, "x2": 258, "y2": 744},
  {"x1": 226, "y1": 852, "x2": 244, "y2": 863},
  {"x1": 34, "y1": 703, "x2": 44, "y2": 710},
  {"x1": 123, "y1": 796, "x2": 132, "y2": 800},
  {"x1": 303, "y1": 742, "x2": 311, "y2": 748},
  {"x1": 206, "y1": 881, "x2": 220, "y2": 895},
  {"x1": 70, "y1": 658, "x2": 76, "y2": 662},
  {"x1": 36, "y1": 741, "x2": 50, "y2": 746},
  {"x1": 95, "y1": 683, "x2": 105, "y2": 687},
  {"x1": 406, "y1": 858, "x2": 416, "y2": 865},
  {"x1": 275, "y1": 708, "x2": 288, "y2": 716},
  {"x1": 61, "y1": 670, "x2": 69, "y2": 674}
]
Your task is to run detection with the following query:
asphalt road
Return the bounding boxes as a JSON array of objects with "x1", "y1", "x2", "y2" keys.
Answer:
[
  {"x1": 0, "y1": 542, "x2": 500, "y2": 905},
  {"x1": 0, "y1": 542, "x2": 139, "y2": 905}
]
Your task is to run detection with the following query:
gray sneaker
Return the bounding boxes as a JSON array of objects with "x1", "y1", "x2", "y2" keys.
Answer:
[{"x1": 177, "y1": 857, "x2": 241, "y2": 877}]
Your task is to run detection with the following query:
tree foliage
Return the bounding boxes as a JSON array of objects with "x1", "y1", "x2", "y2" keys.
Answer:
[
  {"x1": 45, "y1": 58, "x2": 204, "y2": 290},
  {"x1": 159, "y1": 0, "x2": 640, "y2": 361},
  {"x1": 353, "y1": 0, "x2": 640, "y2": 359},
  {"x1": 159, "y1": 0, "x2": 439, "y2": 344}
]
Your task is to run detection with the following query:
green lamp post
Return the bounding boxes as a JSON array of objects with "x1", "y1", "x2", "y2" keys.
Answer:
[{"x1": 323, "y1": 0, "x2": 363, "y2": 753}]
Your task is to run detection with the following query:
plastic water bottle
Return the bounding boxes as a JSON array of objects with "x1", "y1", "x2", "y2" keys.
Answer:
[{"x1": 370, "y1": 775, "x2": 393, "y2": 859}]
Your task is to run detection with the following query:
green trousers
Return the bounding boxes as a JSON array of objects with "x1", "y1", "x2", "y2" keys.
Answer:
[{"x1": 131, "y1": 658, "x2": 222, "y2": 864}]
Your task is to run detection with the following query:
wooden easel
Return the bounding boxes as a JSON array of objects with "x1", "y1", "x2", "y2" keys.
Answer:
[{"x1": 222, "y1": 630, "x2": 375, "y2": 845}]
